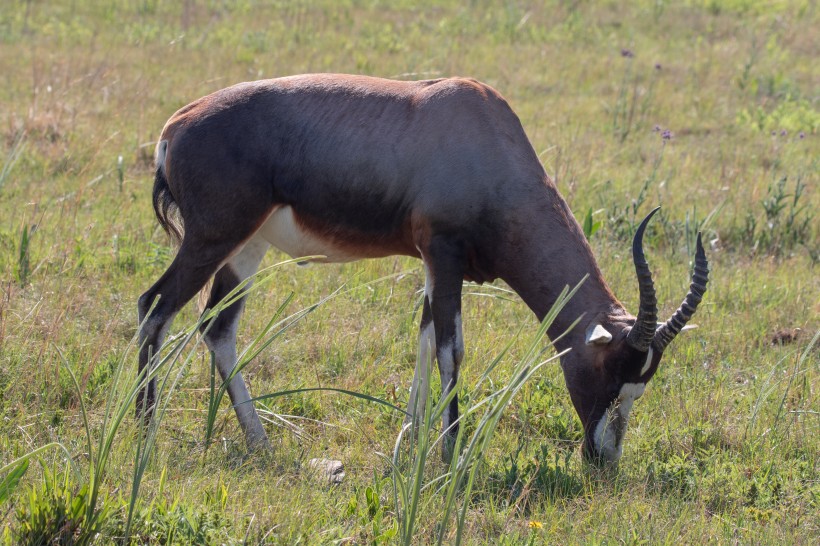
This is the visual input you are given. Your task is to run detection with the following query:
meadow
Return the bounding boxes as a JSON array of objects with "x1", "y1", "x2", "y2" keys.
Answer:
[{"x1": 0, "y1": 1, "x2": 818, "y2": 544}]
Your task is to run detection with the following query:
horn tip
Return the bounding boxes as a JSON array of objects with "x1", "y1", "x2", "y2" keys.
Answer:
[
  {"x1": 644, "y1": 206, "x2": 661, "y2": 223},
  {"x1": 634, "y1": 206, "x2": 661, "y2": 247},
  {"x1": 695, "y1": 232, "x2": 707, "y2": 260}
]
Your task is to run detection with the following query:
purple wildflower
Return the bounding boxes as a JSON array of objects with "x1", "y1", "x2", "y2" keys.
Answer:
[
  {"x1": 653, "y1": 125, "x2": 661, "y2": 132},
  {"x1": 654, "y1": 63, "x2": 662, "y2": 70},
  {"x1": 621, "y1": 48, "x2": 634, "y2": 58},
  {"x1": 799, "y1": 132, "x2": 805, "y2": 139},
  {"x1": 771, "y1": 131, "x2": 776, "y2": 136},
  {"x1": 661, "y1": 129, "x2": 672, "y2": 140},
  {"x1": 780, "y1": 129, "x2": 787, "y2": 136}
]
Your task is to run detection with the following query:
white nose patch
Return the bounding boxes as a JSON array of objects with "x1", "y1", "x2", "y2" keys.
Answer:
[{"x1": 593, "y1": 382, "x2": 646, "y2": 461}]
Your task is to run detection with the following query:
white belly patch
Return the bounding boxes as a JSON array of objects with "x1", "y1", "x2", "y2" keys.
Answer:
[{"x1": 256, "y1": 205, "x2": 359, "y2": 263}]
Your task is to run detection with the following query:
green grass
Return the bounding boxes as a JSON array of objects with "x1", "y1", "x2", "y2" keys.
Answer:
[{"x1": 1, "y1": 1, "x2": 818, "y2": 544}]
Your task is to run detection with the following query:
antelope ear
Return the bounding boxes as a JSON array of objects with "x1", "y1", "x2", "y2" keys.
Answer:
[
  {"x1": 657, "y1": 322, "x2": 698, "y2": 332},
  {"x1": 586, "y1": 323, "x2": 613, "y2": 345}
]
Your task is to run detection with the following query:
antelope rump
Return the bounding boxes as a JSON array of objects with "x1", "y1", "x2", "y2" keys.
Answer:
[{"x1": 138, "y1": 74, "x2": 708, "y2": 464}]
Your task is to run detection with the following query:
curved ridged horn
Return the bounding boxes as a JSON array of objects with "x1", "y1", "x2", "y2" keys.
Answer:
[
  {"x1": 654, "y1": 232, "x2": 709, "y2": 352},
  {"x1": 625, "y1": 207, "x2": 660, "y2": 352}
]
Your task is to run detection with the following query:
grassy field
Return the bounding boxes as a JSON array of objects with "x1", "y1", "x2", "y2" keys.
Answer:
[{"x1": 1, "y1": 1, "x2": 818, "y2": 544}]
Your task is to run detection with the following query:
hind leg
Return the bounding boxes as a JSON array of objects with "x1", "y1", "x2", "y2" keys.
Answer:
[
  {"x1": 137, "y1": 237, "x2": 240, "y2": 418},
  {"x1": 200, "y1": 237, "x2": 270, "y2": 449}
]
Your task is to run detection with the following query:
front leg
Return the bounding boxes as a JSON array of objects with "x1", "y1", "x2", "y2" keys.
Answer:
[
  {"x1": 431, "y1": 282, "x2": 464, "y2": 458},
  {"x1": 425, "y1": 237, "x2": 466, "y2": 462}
]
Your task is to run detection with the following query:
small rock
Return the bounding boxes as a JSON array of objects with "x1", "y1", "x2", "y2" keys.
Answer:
[{"x1": 307, "y1": 458, "x2": 345, "y2": 484}]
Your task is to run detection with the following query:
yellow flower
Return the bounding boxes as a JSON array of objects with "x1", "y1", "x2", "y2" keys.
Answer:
[{"x1": 528, "y1": 520, "x2": 543, "y2": 529}]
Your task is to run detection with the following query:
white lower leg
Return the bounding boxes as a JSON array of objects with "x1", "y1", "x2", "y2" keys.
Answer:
[
  {"x1": 407, "y1": 320, "x2": 435, "y2": 423},
  {"x1": 208, "y1": 237, "x2": 270, "y2": 447},
  {"x1": 437, "y1": 342, "x2": 456, "y2": 434},
  {"x1": 440, "y1": 312, "x2": 464, "y2": 435},
  {"x1": 210, "y1": 338, "x2": 268, "y2": 446}
]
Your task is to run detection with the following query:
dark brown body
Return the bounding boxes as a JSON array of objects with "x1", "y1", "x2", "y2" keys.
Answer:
[{"x1": 158, "y1": 75, "x2": 603, "y2": 288}]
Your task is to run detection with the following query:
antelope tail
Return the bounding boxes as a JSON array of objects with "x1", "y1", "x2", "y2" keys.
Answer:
[{"x1": 152, "y1": 139, "x2": 184, "y2": 245}]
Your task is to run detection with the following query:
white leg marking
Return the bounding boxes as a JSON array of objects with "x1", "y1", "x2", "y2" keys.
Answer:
[
  {"x1": 209, "y1": 333, "x2": 259, "y2": 426},
  {"x1": 440, "y1": 312, "x2": 464, "y2": 433},
  {"x1": 453, "y1": 312, "x2": 464, "y2": 363},
  {"x1": 438, "y1": 340, "x2": 455, "y2": 393},
  {"x1": 407, "y1": 320, "x2": 435, "y2": 422},
  {"x1": 205, "y1": 237, "x2": 270, "y2": 444},
  {"x1": 438, "y1": 340, "x2": 457, "y2": 433},
  {"x1": 407, "y1": 264, "x2": 436, "y2": 422},
  {"x1": 423, "y1": 264, "x2": 434, "y2": 305},
  {"x1": 593, "y1": 382, "x2": 646, "y2": 461}
]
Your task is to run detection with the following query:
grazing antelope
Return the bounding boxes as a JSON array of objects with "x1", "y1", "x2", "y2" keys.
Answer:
[{"x1": 138, "y1": 74, "x2": 708, "y2": 464}]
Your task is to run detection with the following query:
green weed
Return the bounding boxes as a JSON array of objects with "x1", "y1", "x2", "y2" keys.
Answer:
[
  {"x1": 15, "y1": 224, "x2": 33, "y2": 287},
  {"x1": 731, "y1": 174, "x2": 816, "y2": 259},
  {"x1": 11, "y1": 463, "x2": 112, "y2": 546},
  {"x1": 344, "y1": 472, "x2": 398, "y2": 544},
  {"x1": 581, "y1": 207, "x2": 604, "y2": 240}
]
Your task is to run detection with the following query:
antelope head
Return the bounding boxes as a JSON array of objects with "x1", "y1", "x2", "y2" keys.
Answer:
[{"x1": 562, "y1": 208, "x2": 709, "y2": 464}]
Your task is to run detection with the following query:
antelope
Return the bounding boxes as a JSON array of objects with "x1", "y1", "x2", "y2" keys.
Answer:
[{"x1": 138, "y1": 74, "x2": 708, "y2": 464}]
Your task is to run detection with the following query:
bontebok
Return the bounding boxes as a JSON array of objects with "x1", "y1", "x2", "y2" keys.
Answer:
[{"x1": 138, "y1": 74, "x2": 709, "y2": 464}]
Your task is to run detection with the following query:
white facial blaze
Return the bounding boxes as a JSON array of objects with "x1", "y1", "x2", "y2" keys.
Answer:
[
  {"x1": 617, "y1": 382, "x2": 645, "y2": 415},
  {"x1": 593, "y1": 382, "x2": 646, "y2": 461}
]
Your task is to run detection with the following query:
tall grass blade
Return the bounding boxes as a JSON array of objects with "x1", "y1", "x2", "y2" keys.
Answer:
[
  {"x1": 0, "y1": 131, "x2": 25, "y2": 194},
  {"x1": 0, "y1": 459, "x2": 29, "y2": 505}
]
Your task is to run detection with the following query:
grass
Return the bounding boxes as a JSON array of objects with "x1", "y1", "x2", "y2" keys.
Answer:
[{"x1": 1, "y1": 0, "x2": 818, "y2": 544}]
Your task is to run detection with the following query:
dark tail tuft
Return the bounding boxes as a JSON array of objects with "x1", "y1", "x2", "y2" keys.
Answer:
[{"x1": 152, "y1": 163, "x2": 184, "y2": 244}]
